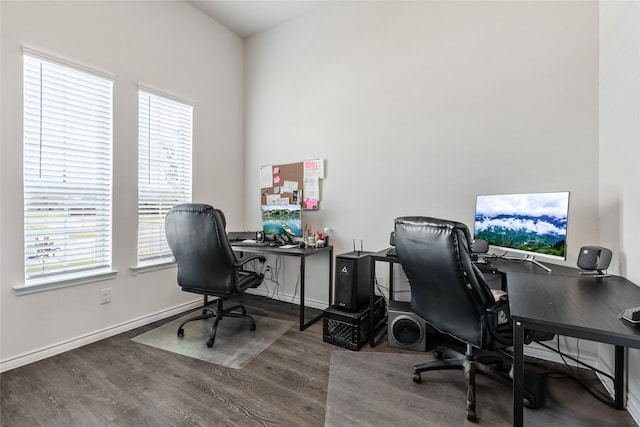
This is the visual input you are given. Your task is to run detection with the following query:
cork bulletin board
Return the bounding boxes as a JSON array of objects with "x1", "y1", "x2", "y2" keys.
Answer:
[{"x1": 259, "y1": 159, "x2": 324, "y2": 210}]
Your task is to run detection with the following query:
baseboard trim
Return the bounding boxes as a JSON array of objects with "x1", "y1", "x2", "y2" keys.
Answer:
[
  {"x1": 0, "y1": 299, "x2": 202, "y2": 373},
  {"x1": 625, "y1": 389, "x2": 640, "y2": 426}
]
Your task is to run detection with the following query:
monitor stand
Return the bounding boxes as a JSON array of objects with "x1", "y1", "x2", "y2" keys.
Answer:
[{"x1": 505, "y1": 254, "x2": 552, "y2": 273}]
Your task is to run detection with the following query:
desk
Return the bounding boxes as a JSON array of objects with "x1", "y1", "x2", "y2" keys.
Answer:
[
  {"x1": 499, "y1": 258, "x2": 640, "y2": 426},
  {"x1": 231, "y1": 244, "x2": 333, "y2": 331},
  {"x1": 368, "y1": 249, "x2": 400, "y2": 346}
]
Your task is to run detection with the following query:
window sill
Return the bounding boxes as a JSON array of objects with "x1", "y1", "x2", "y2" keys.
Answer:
[
  {"x1": 129, "y1": 259, "x2": 175, "y2": 275},
  {"x1": 14, "y1": 269, "x2": 118, "y2": 295}
]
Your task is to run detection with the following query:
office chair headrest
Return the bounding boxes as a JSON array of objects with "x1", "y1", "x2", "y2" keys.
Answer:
[
  {"x1": 394, "y1": 216, "x2": 473, "y2": 246},
  {"x1": 170, "y1": 203, "x2": 214, "y2": 214},
  {"x1": 168, "y1": 203, "x2": 226, "y2": 229}
]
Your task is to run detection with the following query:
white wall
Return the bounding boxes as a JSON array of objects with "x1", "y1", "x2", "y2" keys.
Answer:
[
  {"x1": 243, "y1": 0, "x2": 606, "y2": 393},
  {"x1": 599, "y1": 0, "x2": 640, "y2": 421},
  {"x1": 0, "y1": 1, "x2": 245, "y2": 368},
  {"x1": 245, "y1": 1, "x2": 600, "y2": 267},
  {"x1": 599, "y1": 0, "x2": 640, "y2": 285}
]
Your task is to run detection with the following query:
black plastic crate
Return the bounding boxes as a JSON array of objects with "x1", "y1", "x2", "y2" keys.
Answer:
[{"x1": 323, "y1": 296, "x2": 386, "y2": 350}]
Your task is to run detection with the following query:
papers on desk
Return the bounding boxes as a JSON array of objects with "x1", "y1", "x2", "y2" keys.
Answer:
[
  {"x1": 242, "y1": 239, "x2": 257, "y2": 243},
  {"x1": 280, "y1": 244, "x2": 297, "y2": 249}
]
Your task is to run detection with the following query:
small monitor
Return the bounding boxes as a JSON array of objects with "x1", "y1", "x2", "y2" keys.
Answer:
[
  {"x1": 473, "y1": 191, "x2": 570, "y2": 262},
  {"x1": 261, "y1": 204, "x2": 302, "y2": 238}
]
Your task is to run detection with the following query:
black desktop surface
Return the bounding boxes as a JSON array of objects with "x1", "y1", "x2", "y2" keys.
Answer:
[
  {"x1": 230, "y1": 241, "x2": 332, "y2": 256},
  {"x1": 502, "y1": 259, "x2": 640, "y2": 346},
  {"x1": 231, "y1": 240, "x2": 272, "y2": 247}
]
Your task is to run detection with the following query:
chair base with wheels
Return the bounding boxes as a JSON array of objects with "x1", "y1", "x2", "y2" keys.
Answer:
[
  {"x1": 413, "y1": 344, "x2": 511, "y2": 422},
  {"x1": 413, "y1": 344, "x2": 545, "y2": 422},
  {"x1": 177, "y1": 296, "x2": 256, "y2": 347}
]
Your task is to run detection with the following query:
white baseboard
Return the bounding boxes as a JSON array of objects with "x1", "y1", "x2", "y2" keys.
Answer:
[
  {"x1": 0, "y1": 299, "x2": 202, "y2": 373},
  {"x1": 625, "y1": 389, "x2": 640, "y2": 426}
]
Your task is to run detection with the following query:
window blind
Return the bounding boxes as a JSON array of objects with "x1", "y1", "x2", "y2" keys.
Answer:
[
  {"x1": 23, "y1": 53, "x2": 113, "y2": 283},
  {"x1": 137, "y1": 90, "x2": 192, "y2": 264}
]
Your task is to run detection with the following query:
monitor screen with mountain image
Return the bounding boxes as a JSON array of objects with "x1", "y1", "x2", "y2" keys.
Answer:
[{"x1": 473, "y1": 191, "x2": 569, "y2": 271}]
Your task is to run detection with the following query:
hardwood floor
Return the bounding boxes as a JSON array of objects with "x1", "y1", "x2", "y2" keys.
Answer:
[{"x1": 1, "y1": 295, "x2": 636, "y2": 426}]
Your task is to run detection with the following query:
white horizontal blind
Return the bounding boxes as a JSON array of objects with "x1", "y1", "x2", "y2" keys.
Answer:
[
  {"x1": 137, "y1": 90, "x2": 192, "y2": 263},
  {"x1": 23, "y1": 54, "x2": 113, "y2": 283}
]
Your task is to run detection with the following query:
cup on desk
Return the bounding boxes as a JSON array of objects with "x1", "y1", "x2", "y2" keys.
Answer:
[{"x1": 307, "y1": 236, "x2": 316, "y2": 247}]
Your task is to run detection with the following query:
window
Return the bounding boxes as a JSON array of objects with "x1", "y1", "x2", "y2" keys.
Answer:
[
  {"x1": 137, "y1": 90, "x2": 192, "y2": 265},
  {"x1": 23, "y1": 52, "x2": 113, "y2": 285}
]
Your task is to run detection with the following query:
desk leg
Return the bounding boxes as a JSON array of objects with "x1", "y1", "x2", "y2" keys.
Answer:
[
  {"x1": 513, "y1": 321, "x2": 525, "y2": 427},
  {"x1": 614, "y1": 345, "x2": 626, "y2": 410},
  {"x1": 328, "y1": 246, "x2": 333, "y2": 307},
  {"x1": 369, "y1": 257, "x2": 376, "y2": 347},
  {"x1": 369, "y1": 259, "x2": 395, "y2": 347},
  {"x1": 299, "y1": 255, "x2": 306, "y2": 331},
  {"x1": 299, "y1": 249, "x2": 332, "y2": 331},
  {"x1": 389, "y1": 262, "x2": 394, "y2": 299}
]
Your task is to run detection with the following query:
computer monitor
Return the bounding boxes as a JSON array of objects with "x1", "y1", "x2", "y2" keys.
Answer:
[
  {"x1": 473, "y1": 191, "x2": 569, "y2": 270},
  {"x1": 261, "y1": 204, "x2": 303, "y2": 238}
]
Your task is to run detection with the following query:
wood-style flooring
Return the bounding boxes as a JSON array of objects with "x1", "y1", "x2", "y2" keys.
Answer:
[{"x1": 1, "y1": 295, "x2": 636, "y2": 426}]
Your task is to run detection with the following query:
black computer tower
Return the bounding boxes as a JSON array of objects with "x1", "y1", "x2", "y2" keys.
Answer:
[{"x1": 334, "y1": 251, "x2": 371, "y2": 311}]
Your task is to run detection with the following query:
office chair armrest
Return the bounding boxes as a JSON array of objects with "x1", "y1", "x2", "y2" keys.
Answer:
[
  {"x1": 234, "y1": 254, "x2": 267, "y2": 268},
  {"x1": 485, "y1": 297, "x2": 509, "y2": 317},
  {"x1": 485, "y1": 298, "x2": 513, "y2": 346}
]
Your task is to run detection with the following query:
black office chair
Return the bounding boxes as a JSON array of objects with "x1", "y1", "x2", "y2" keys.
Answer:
[
  {"x1": 394, "y1": 216, "x2": 550, "y2": 422},
  {"x1": 165, "y1": 203, "x2": 266, "y2": 348}
]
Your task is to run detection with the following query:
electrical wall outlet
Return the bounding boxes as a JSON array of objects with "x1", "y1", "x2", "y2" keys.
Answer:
[{"x1": 99, "y1": 288, "x2": 111, "y2": 304}]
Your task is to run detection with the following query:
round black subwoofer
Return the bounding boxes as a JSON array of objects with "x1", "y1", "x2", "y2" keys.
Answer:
[
  {"x1": 392, "y1": 317, "x2": 422, "y2": 345},
  {"x1": 388, "y1": 301, "x2": 427, "y2": 351}
]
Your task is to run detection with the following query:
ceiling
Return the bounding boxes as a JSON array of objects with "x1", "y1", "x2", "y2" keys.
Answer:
[{"x1": 187, "y1": 1, "x2": 325, "y2": 39}]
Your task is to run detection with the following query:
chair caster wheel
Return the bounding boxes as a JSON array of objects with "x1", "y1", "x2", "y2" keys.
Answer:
[
  {"x1": 206, "y1": 339, "x2": 214, "y2": 348},
  {"x1": 177, "y1": 328, "x2": 184, "y2": 337},
  {"x1": 466, "y1": 408, "x2": 477, "y2": 422},
  {"x1": 413, "y1": 373, "x2": 422, "y2": 384},
  {"x1": 249, "y1": 323, "x2": 256, "y2": 331}
]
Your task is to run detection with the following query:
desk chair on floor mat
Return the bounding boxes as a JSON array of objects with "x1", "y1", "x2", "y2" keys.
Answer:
[
  {"x1": 394, "y1": 216, "x2": 552, "y2": 422},
  {"x1": 166, "y1": 203, "x2": 266, "y2": 348}
]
